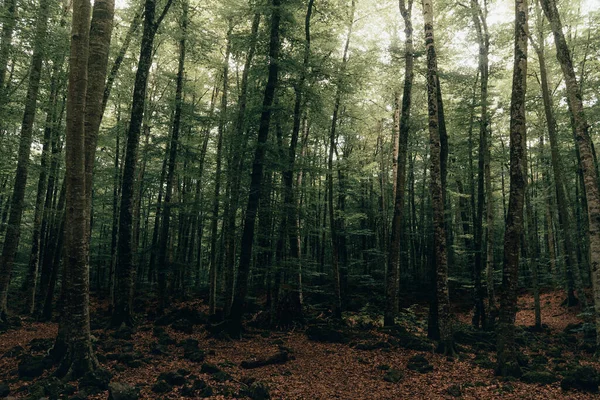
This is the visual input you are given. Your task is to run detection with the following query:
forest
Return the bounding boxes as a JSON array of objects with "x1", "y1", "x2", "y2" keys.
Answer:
[{"x1": 0, "y1": 0, "x2": 599, "y2": 397}]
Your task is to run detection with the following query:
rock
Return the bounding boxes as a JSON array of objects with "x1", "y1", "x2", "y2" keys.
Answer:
[
  {"x1": 201, "y1": 363, "x2": 222, "y2": 374},
  {"x1": 383, "y1": 369, "x2": 403, "y2": 383},
  {"x1": 561, "y1": 365, "x2": 600, "y2": 393},
  {"x1": 241, "y1": 351, "x2": 289, "y2": 369},
  {"x1": 193, "y1": 378, "x2": 208, "y2": 390},
  {"x1": 112, "y1": 326, "x2": 134, "y2": 340},
  {"x1": 26, "y1": 377, "x2": 67, "y2": 399},
  {"x1": 452, "y1": 324, "x2": 496, "y2": 352},
  {"x1": 531, "y1": 355, "x2": 549, "y2": 366},
  {"x1": 158, "y1": 371, "x2": 186, "y2": 386},
  {"x1": 546, "y1": 347, "x2": 562, "y2": 358},
  {"x1": 447, "y1": 384, "x2": 462, "y2": 397},
  {"x1": 245, "y1": 381, "x2": 270, "y2": 400},
  {"x1": 383, "y1": 326, "x2": 434, "y2": 352},
  {"x1": 3, "y1": 345, "x2": 24, "y2": 358},
  {"x1": 151, "y1": 380, "x2": 172, "y2": 394},
  {"x1": 18, "y1": 355, "x2": 49, "y2": 378},
  {"x1": 172, "y1": 319, "x2": 193, "y2": 334},
  {"x1": 78, "y1": 368, "x2": 112, "y2": 395},
  {"x1": 28, "y1": 338, "x2": 54, "y2": 352},
  {"x1": 496, "y1": 361, "x2": 523, "y2": 378},
  {"x1": 355, "y1": 341, "x2": 391, "y2": 351},
  {"x1": 0, "y1": 382, "x2": 9, "y2": 397},
  {"x1": 407, "y1": 354, "x2": 433, "y2": 373},
  {"x1": 521, "y1": 371, "x2": 558, "y2": 385},
  {"x1": 108, "y1": 382, "x2": 139, "y2": 400},
  {"x1": 180, "y1": 339, "x2": 205, "y2": 362},
  {"x1": 149, "y1": 342, "x2": 168, "y2": 355},
  {"x1": 472, "y1": 354, "x2": 494, "y2": 370},
  {"x1": 211, "y1": 371, "x2": 232, "y2": 382},
  {"x1": 306, "y1": 325, "x2": 348, "y2": 344}
]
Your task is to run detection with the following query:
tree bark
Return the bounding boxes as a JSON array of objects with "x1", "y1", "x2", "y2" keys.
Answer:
[
  {"x1": 422, "y1": 0, "x2": 454, "y2": 355},
  {"x1": 157, "y1": 0, "x2": 187, "y2": 313},
  {"x1": 223, "y1": 12, "x2": 261, "y2": 316},
  {"x1": 55, "y1": 0, "x2": 98, "y2": 379},
  {"x1": 0, "y1": 0, "x2": 51, "y2": 321},
  {"x1": 385, "y1": 0, "x2": 413, "y2": 327},
  {"x1": 112, "y1": 0, "x2": 172, "y2": 327},
  {"x1": 496, "y1": 0, "x2": 527, "y2": 376},
  {"x1": 541, "y1": 0, "x2": 600, "y2": 349},
  {"x1": 229, "y1": 0, "x2": 281, "y2": 328}
]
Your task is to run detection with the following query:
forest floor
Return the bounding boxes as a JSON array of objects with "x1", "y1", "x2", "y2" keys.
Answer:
[{"x1": 1, "y1": 289, "x2": 599, "y2": 399}]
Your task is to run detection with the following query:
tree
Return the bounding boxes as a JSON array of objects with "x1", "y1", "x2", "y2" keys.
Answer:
[
  {"x1": 540, "y1": 0, "x2": 600, "y2": 351},
  {"x1": 55, "y1": 0, "x2": 98, "y2": 379},
  {"x1": 422, "y1": 0, "x2": 454, "y2": 355},
  {"x1": 385, "y1": 0, "x2": 414, "y2": 327},
  {"x1": 0, "y1": 0, "x2": 52, "y2": 322},
  {"x1": 112, "y1": 0, "x2": 172, "y2": 327},
  {"x1": 157, "y1": 0, "x2": 187, "y2": 313},
  {"x1": 496, "y1": 0, "x2": 528, "y2": 376},
  {"x1": 229, "y1": 0, "x2": 282, "y2": 329}
]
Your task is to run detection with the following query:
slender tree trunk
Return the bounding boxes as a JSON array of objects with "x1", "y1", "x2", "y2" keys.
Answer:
[
  {"x1": 229, "y1": 0, "x2": 281, "y2": 328},
  {"x1": 102, "y1": 9, "x2": 142, "y2": 113},
  {"x1": 157, "y1": 0, "x2": 187, "y2": 313},
  {"x1": 0, "y1": 0, "x2": 51, "y2": 321},
  {"x1": 327, "y1": 0, "x2": 354, "y2": 320},
  {"x1": 112, "y1": 0, "x2": 172, "y2": 327},
  {"x1": 422, "y1": 0, "x2": 454, "y2": 355},
  {"x1": 23, "y1": 55, "x2": 63, "y2": 314},
  {"x1": 222, "y1": 13, "x2": 261, "y2": 316},
  {"x1": 525, "y1": 143, "x2": 542, "y2": 329},
  {"x1": 385, "y1": 0, "x2": 413, "y2": 327},
  {"x1": 531, "y1": 38, "x2": 580, "y2": 305},
  {"x1": 0, "y1": 0, "x2": 16, "y2": 96},
  {"x1": 496, "y1": 0, "x2": 528, "y2": 376},
  {"x1": 209, "y1": 25, "x2": 231, "y2": 315},
  {"x1": 273, "y1": 0, "x2": 314, "y2": 324}
]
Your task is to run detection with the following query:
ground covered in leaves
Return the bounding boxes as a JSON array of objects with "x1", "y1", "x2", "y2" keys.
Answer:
[{"x1": 1, "y1": 289, "x2": 599, "y2": 399}]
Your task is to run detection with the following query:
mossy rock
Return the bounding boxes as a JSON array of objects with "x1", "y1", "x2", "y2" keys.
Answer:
[
  {"x1": 561, "y1": 365, "x2": 600, "y2": 393},
  {"x1": 158, "y1": 371, "x2": 186, "y2": 386},
  {"x1": 407, "y1": 354, "x2": 433, "y2": 373},
  {"x1": 152, "y1": 380, "x2": 172, "y2": 394},
  {"x1": 447, "y1": 384, "x2": 462, "y2": 397},
  {"x1": 521, "y1": 371, "x2": 558, "y2": 385},
  {"x1": 306, "y1": 325, "x2": 349, "y2": 344},
  {"x1": 472, "y1": 354, "x2": 494, "y2": 370},
  {"x1": 0, "y1": 382, "x2": 9, "y2": 398},
  {"x1": 200, "y1": 363, "x2": 222, "y2": 374},
  {"x1": 383, "y1": 369, "x2": 404, "y2": 383},
  {"x1": 244, "y1": 381, "x2": 271, "y2": 400}
]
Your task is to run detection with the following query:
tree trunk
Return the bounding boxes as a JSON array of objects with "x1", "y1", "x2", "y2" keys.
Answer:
[
  {"x1": 84, "y1": 0, "x2": 116, "y2": 254},
  {"x1": 102, "y1": 9, "x2": 142, "y2": 113},
  {"x1": 112, "y1": 0, "x2": 172, "y2": 327},
  {"x1": 223, "y1": 12, "x2": 261, "y2": 316},
  {"x1": 422, "y1": 0, "x2": 454, "y2": 355},
  {"x1": 0, "y1": 0, "x2": 51, "y2": 321},
  {"x1": 541, "y1": 0, "x2": 600, "y2": 349},
  {"x1": 157, "y1": 0, "x2": 187, "y2": 313},
  {"x1": 55, "y1": 0, "x2": 98, "y2": 379},
  {"x1": 385, "y1": 0, "x2": 413, "y2": 327},
  {"x1": 496, "y1": 0, "x2": 527, "y2": 376},
  {"x1": 229, "y1": 0, "x2": 281, "y2": 328},
  {"x1": 0, "y1": 0, "x2": 16, "y2": 95}
]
